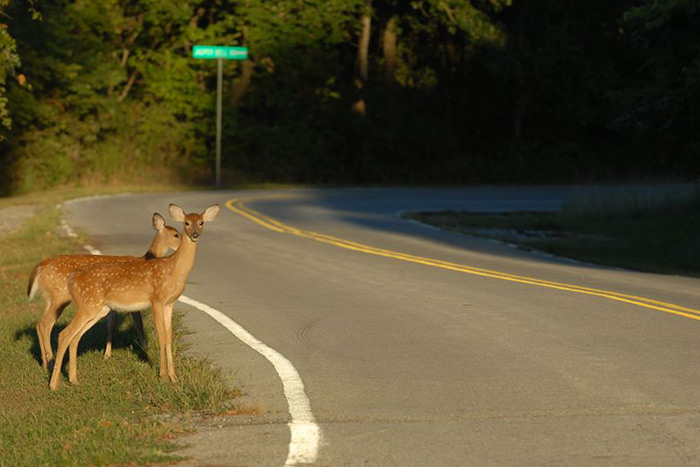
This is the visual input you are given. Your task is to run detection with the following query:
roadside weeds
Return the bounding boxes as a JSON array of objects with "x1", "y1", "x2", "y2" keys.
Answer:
[
  {"x1": 404, "y1": 188, "x2": 700, "y2": 277},
  {"x1": 0, "y1": 194, "x2": 240, "y2": 466}
]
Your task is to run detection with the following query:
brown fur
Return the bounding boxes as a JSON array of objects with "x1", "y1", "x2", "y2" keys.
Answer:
[{"x1": 29, "y1": 214, "x2": 180, "y2": 370}]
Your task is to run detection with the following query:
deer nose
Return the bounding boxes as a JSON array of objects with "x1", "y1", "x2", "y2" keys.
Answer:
[{"x1": 191, "y1": 232, "x2": 199, "y2": 239}]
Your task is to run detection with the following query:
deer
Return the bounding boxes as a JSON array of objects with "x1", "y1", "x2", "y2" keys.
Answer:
[
  {"x1": 28, "y1": 213, "x2": 181, "y2": 370},
  {"x1": 49, "y1": 203, "x2": 220, "y2": 390}
]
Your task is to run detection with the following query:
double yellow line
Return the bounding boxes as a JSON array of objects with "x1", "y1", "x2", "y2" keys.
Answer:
[{"x1": 226, "y1": 197, "x2": 700, "y2": 322}]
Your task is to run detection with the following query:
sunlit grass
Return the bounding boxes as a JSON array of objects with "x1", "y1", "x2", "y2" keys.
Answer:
[{"x1": 0, "y1": 196, "x2": 237, "y2": 465}]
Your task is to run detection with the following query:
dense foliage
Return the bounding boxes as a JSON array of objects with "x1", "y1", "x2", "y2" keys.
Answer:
[{"x1": 1, "y1": 0, "x2": 698, "y2": 192}]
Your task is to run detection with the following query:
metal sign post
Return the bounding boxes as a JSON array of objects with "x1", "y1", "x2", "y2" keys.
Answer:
[
  {"x1": 216, "y1": 58, "x2": 223, "y2": 188},
  {"x1": 192, "y1": 45, "x2": 249, "y2": 188}
]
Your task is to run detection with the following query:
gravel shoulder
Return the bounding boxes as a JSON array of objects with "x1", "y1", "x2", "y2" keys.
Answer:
[{"x1": 0, "y1": 204, "x2": 41, "y2": 235}]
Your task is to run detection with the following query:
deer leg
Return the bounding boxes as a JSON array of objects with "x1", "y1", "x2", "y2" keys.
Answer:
[
  {"x1": 103, "y1": 309, "x2": 117, "y2": 359},
  {"x1": 49, "y1": 304, "x2": 104, "y2": 390},
  {"x1": 36, "y1": 298, "x2": 54, "y2": 370},
  {"x1": 164, "y1": 303, "x2": 177, "y2": 383},
  {"x1": 69, "y1": 307, "x2": 110, "y2": 385},
  {"x1": 132, "y1": 311, "x2": 147, "y2": 349},
  {"x1": 151, "y1": 303, "x2": 168, "y2": 381},
  {"x1": 37, "y1": 297, "x2": 70, "y2": 370}
]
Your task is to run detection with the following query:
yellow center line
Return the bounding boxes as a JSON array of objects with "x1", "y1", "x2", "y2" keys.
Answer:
[{"x1": 225, "y1": 197, "x2": 700, "y2": 322}]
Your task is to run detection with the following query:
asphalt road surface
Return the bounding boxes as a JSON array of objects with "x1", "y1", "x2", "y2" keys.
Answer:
[{"x1": 64, "y1": 186, "x2": 700, "y2": 466}]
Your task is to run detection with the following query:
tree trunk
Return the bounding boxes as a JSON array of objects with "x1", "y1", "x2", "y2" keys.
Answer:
[
  {"x1": 353, "y1": 1, "x2": 372, "y2": 115},
  {"x1": 229, "y1": 59, "x2": 254, "y2": 107},
  {"x1": 228, "y1": 26, "x2": 253, "y2": 108},
  {"x1": 382, "y1": 17, "x2": 397, "y2": 84},
  {"x1": 117, "y1": 71, "x2": 138, "y2": 102},
  {"x1": 357, "y1": 4, "x2": 372, "y2": 82}
]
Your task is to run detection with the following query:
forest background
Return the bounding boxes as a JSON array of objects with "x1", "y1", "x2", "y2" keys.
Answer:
[{"x1": 1, "y1": 0, "x2": 698, "y2": 194}]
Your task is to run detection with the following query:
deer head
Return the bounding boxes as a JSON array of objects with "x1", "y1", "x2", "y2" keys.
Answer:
[
  {"x1": 148, "y1": 212, "x2": 181, "y2": 257},
  {"x1": 168, "y1": 204, "x2": 220, "y2": 243}
]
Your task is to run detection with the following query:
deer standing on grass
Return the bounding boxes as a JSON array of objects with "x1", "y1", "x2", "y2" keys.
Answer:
[
  {"x1": 28, "y1": 213, "x2": 181, "y2": 369},
  {"x1": 49, "y1": 204, "x2": 220, "y2": 390}
]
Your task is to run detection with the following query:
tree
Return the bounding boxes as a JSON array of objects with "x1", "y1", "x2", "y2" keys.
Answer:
[
  {"x1": 1, "y1": 0, "x2": 242, "y2": 191},
  {"x1": 0, "y1": 0, "x2": 36, "y2": 139},
  {"x1": 617, "y1": 0, "x2": 700, "y2": 174},
  {"x1": 2, "y1": 0, "x2": 696, "y2": 193}
]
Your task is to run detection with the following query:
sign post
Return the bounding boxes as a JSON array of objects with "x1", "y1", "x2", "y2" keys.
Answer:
[{"x1": 192, "y1": 45, "x2": 249, "y2": 187}]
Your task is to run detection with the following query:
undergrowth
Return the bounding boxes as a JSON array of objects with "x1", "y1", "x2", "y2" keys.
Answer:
[{"x1": 406, "y1": 188, "x2": 700, "y2": 277}]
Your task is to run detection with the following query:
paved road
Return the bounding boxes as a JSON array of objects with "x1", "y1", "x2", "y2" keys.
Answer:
[{"x1": 64, "y1": 186, "x2": 700, "y2": 466}]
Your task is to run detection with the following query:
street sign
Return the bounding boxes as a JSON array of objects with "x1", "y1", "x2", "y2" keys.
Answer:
[
  {"x1": 193, "y1": 45, "x2": 248, "y2": 60},
  {"x1": 192, "y1": 45, "x2": 249, "y2": 187}
]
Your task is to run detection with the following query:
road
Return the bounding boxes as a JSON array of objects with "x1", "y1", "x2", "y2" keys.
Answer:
[{"x1": 64, "y1": 186, "x2": 700, "y2": 466}]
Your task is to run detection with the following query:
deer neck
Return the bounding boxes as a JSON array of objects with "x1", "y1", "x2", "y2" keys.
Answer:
[
  {"x1": 171, "y1": 234, "x2": 198, "y2": 279},
  {"x1": 144, "y1": 236, "x2": 166, "y2": 259}
]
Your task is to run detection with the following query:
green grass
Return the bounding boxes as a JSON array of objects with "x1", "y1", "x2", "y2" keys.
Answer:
[
  {"x1": 405, "y1": 188, "x2": 700, "y2": 277},
  {"x1": 0, "y1": 196, "x2": 238, "y2": 466}
]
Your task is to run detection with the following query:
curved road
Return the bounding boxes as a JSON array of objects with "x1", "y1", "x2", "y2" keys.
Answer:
[{"x1": 64, "y1": 186, "x2": 700, "y2": 466}]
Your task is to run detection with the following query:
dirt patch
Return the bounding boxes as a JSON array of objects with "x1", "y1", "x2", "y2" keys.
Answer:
[{"x1": 0, "y1": 204, "x2": 41, "y2": 235}]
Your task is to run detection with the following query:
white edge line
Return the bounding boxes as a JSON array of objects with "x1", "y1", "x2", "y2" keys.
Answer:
[
  {"x1": 177, "y1": 295, "x2": 322, "y2": 466},
  {"x1": 60, "y1": 198, "x2": 321, "y2": 466}
]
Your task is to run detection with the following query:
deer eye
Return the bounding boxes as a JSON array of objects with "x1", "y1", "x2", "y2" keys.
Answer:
[
  {"x1": 185, "y1": 221, "x2": 191, "y2": 226},
  {"x1": 174, "y1": 233, "x2": 179, "y2": 238},
  {"x1": 198, "y1": 221, "x2": 203, "y2": 226}
]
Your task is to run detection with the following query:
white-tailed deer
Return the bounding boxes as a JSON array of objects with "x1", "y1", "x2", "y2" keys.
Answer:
[
  {"x1": 49, "y1": 204, "x2": 220, "y2": 390},
  {"x1": 28, "y1": 213, "x2": 181, "y2": 369}
]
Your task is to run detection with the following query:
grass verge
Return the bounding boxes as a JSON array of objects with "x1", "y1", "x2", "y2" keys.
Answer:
[
  {"x1": 404, "y1": 188, "x2": 700, "y2": 277},
  {"x1": 0, "y1": 193, "x2": 237, "y2": 466}
]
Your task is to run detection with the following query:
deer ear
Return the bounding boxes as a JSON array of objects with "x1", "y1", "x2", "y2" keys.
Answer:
[
  {"x1": 202, "y1": 204, "x2": 221, "y2": 222},
  {"x1": 169, "y1": 204, "x2": 186, "y2": 222},
  {"x1": 152, "y1": 213, "x2": 165, "y2": 231}
]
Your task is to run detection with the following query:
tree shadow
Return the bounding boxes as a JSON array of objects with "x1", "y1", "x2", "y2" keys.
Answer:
[{"x1": 14, "y1": 313, "x2": 151, "y2": 374}]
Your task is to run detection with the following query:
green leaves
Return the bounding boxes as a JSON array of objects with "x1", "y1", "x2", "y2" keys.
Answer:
[
  {"x1": 1, "y1": 0, "x2": 699, "y2": 191},
  {"x1": 615, "y1": 0, "x2": 700, "y2": 174},
  {"x1": 1, "y1": 9, "x2": 21, "y2": 134}
]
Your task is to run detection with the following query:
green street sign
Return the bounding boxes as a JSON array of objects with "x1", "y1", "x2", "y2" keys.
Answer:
[
  {"x1": 192, "y1": 45, "x2": 249, "y2": 187},
  {"x1": 193, "y1": 45, "x2": 248, "y2": 60}
]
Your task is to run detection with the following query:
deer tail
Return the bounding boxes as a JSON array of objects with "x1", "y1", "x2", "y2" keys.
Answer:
[{"x1": 27, "y1": 265, "x2": 41, "y2": 300}]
